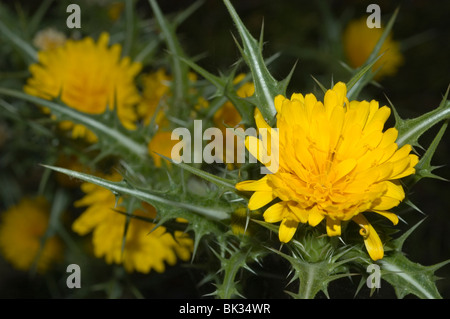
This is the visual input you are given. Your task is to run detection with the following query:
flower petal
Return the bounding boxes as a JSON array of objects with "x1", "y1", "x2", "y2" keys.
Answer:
[
  {"x1": 263, "y1": 202, "x2": 285, "y2": 223},
  {"x1": 236, "y1": 176, "x2": 272, "y2": 192},
  {"x1": 288, "y1": 203, "x2": 309, "y2": 223},
  {"x1": 333, "y1": 158, "x2": 357, "y2": 181},
  {"x1": 254, "y1": 108, "x2": 272, "y2": 131},
  {"x1": 308, "y1": 205, "x2": 324, "y2": 227},
  {"x1": 248, "y1": 191, "x2": 276, "y2": 211},
  {"x1": 371, "y1": 210, "x2": 399, "y2": 225},
  {"x1": 353, "y1": 214, "x2": 384, "y2": 261},
  {"x1": 326, "y1": 217, "x2": 341, "y2": 236},
  {"x1": 279, "y1": 218, "x2": 299, "y2": 243}
]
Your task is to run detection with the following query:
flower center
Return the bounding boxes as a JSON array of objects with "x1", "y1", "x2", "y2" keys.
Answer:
[{"x1": 311, "y1": 173, "x2": 333, "y2": 201}]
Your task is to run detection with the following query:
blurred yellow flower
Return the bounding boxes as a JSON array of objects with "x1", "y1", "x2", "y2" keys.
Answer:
[
  {"x1": 138, "y1": 69, "x2": 171, "y2": 126},
  {"x1": 24, "y1": 32, "x2": 142, "y2": 142},
  {"x1": 148, "y1": 131, "x2": 182, "y2": 168},
  {"x1": 0, "y1": 197, "x2": 63, "y2": 273},
  {"x1": 213, "y1": 74, "x2": 254, "y2": 168},
  {"x1": 236, "y1": 82, "x2": 418, "y2": 260},
  {"x1": 138, "y1": 69, "x2": 210, "y2": 126},
  {"x1": 107, "y1": 2, "x2": 125, "y2": 21},
  {"x1": 343, "y1": 17, "x2": 403, "y2": 79},
  {"x1": 72, "y1": 173, "x2": 193, "y2": 273},
  {"x1": 213, "y1": 74, "x2": 254, "y2": 131}
]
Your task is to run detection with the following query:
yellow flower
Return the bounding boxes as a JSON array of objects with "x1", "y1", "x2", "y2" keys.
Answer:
[
  {"x1": 0, "y1": 197, "x2": 63, "y2": 273},
  {"x1": 138, "y1": 68, "x2": 171, "y2": 126},
  {"x1": 213, "y1": 74, "x2": 255, "y2": 168},
  {"x1": 32, "y1": 28, "x2": 67, "y2": 51},
  {"x1": 343, "y1": 17, "x2": 403, "y2": 79},
  {"x1": 213, "y1": 74, "x2": 254, "y2": 131},
  {"x1": 24, "y1": 32, "x2": 142, "y2": 142},
  {"x1": 138, "y1": 69, "x2": 210, "y2": 125},
  {"x1": 107, "y1": 2, "x2": 125, "y2": 21},
  {"x1": 230, "y1": 207, "x2": 261, "y2": 236},
  {"x1": 148, "y1": 131, "x2": 181, "y2": 168},
  {"x1": 236, "y1": 82, "x2": 418, "y2": 260},
  {"x1": 72, "y1": 173, "x2": 193, "y2": 273}
]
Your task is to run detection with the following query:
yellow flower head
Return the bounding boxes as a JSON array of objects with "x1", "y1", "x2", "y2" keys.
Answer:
[
  {"x1": 138, "y1": 69, "x2": 211, "y2": 126},
  {"x1": 343, "y1": 17, "x2": 403, "y2": 79},
  {"x1": 148, "y1": 131, "x2": 182, "y2": 168},
  {"x1": 213, "y1": 73, "x2": 254, "y2": 131},
  {"x1": 236, "y1": 82, "x2": 418, "y2": 260},
  {"x1": 24, "y1": 32, "x2": 142, "y2": 142},
  {"x1": 138, "y1": 68, "x2": 171, "y2": 126},
  {"x1": 72, "y1": 173, "x2": 193, "y2": 273},
  {"x1": 107, "y1": 2, "x2": 125, "y2": 21},
  {"x1": 0, "y1": 197, "x2": 63, "y2": 273},
  {"x1": 213, "y1": 74, "x2": 255, "y2": 168}
]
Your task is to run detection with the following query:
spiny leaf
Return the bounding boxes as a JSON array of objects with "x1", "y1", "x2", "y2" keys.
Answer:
[
  {"x1": 346, "y1": 53, "x2": 383, "y2": 99},
  {"x1": 0, "y1": 88, "x2": 148, "y2": 159},
  {"x1": 31, "y1": 188, "x2": 70, "y2": 275},
  {"x1": 179, "y1": 56, "x2": 254, "y2": 125},
  {"x1": 41, "y1": 165, "x2": 230, "y2": 221},
  {"x1": 381, "y1": 252, "x2": 449, "y2": 299},
  {"x1": 251, "y1": 218, "x2": 280, "y2": 234},
  {"x1": 214, "y1": 248, "x2": 249, "y2": 298},
  {"x1": 28, "y1": 0, "x2": 54, "y2": 34},
  {"x1": 346, "y1": 8, "x2": 399, "y2": 100},
  {"x1": 172, "y1": 1, "x2": 205, "y2": 27},
  {"x1": 156, "y1": 153, "x2": 238, "y2": 191},
  {"x1": 148, "y1": 0, "x2": 189, "y2": 115},
  {"x1": 0, "y1": 18, "x2": 37, "y2": 63},
  {"x1": 412, "y1": 120, "x2": 449, "y2": 183},
  {"x1": 388, "y1": 218, "x2": 426, "y2": 252},
  {"x1": 311, "y1": 75, "x2": 327, "y2": 94},
  {"x1": 223, "y1": 0, "x2": 288, "y2": 126},
  {"x1": 122, "y1": 0, "x2": 135, "y2": 57},
  {"x1": 389, "y1": 93, "x2": 450, "y2": 148}
]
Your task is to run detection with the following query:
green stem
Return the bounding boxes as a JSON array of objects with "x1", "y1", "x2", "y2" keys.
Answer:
[
  {"x1": 0, "y1": 19, "x2": 37, "y2": 62},
  {"x1": 123, "y1": 0, "x2": 135, "y2": 57},
  {"x1": 148, "y1": 0, "x2": 188, "y2": 115},
  {"x1": 296, "y1": 263, "x2": 323, "y2": 299},
  {"x1": 396, "y1": 101, "x2": 450, "y2": 147},
  {"x1": 222, "y1": 0, "x2": 278, "y2": 124},
  {"x1": 42, "y1": 165, "x2": 230, "y2": 221}
]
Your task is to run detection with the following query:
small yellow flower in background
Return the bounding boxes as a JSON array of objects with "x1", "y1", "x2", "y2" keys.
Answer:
[
  {"x1": 72, "y1": 173, "x2": 193, "y2": 273},
  {"x1": 236, "y1": 82, "x2": 418, "y2": 260},
  {"x1": 138, "y1": 69, "x2": 171, "y2": 126},
  {"x1": 230, "y1": 207, "x2": 261, "y2": 236},
  {"x1": 138, "y1": 69, "x2": 211, "y2": 126},
  {"x1": 107, "y1": 2, "x2": 125, "y2": 21},
  {"x1": 32, "y1": 28, "x2": 67, "y2": 51},
  {"x1": 213, "y1": 74, "x2": 254, "y2": 132},
  {"x1": 343, "y1": 17, "x2": 404, "y2": 79},
  {"x1": 213, "y1": 74, "x2": 255, "y2": 168},
  {"x1": 148, "y1": 131, "x2": 181, "y2": 168},
  {"x1": 0, "y1": 197, "x2": 63, "y2": 273},
  {"x1": 24, "y1": 32, "x2": 142, "y2": 142}
]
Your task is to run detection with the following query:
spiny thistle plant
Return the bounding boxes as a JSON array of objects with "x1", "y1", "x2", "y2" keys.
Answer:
[{"x1": 0, "y1": 0, "x2": 449, "y2": 299}]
